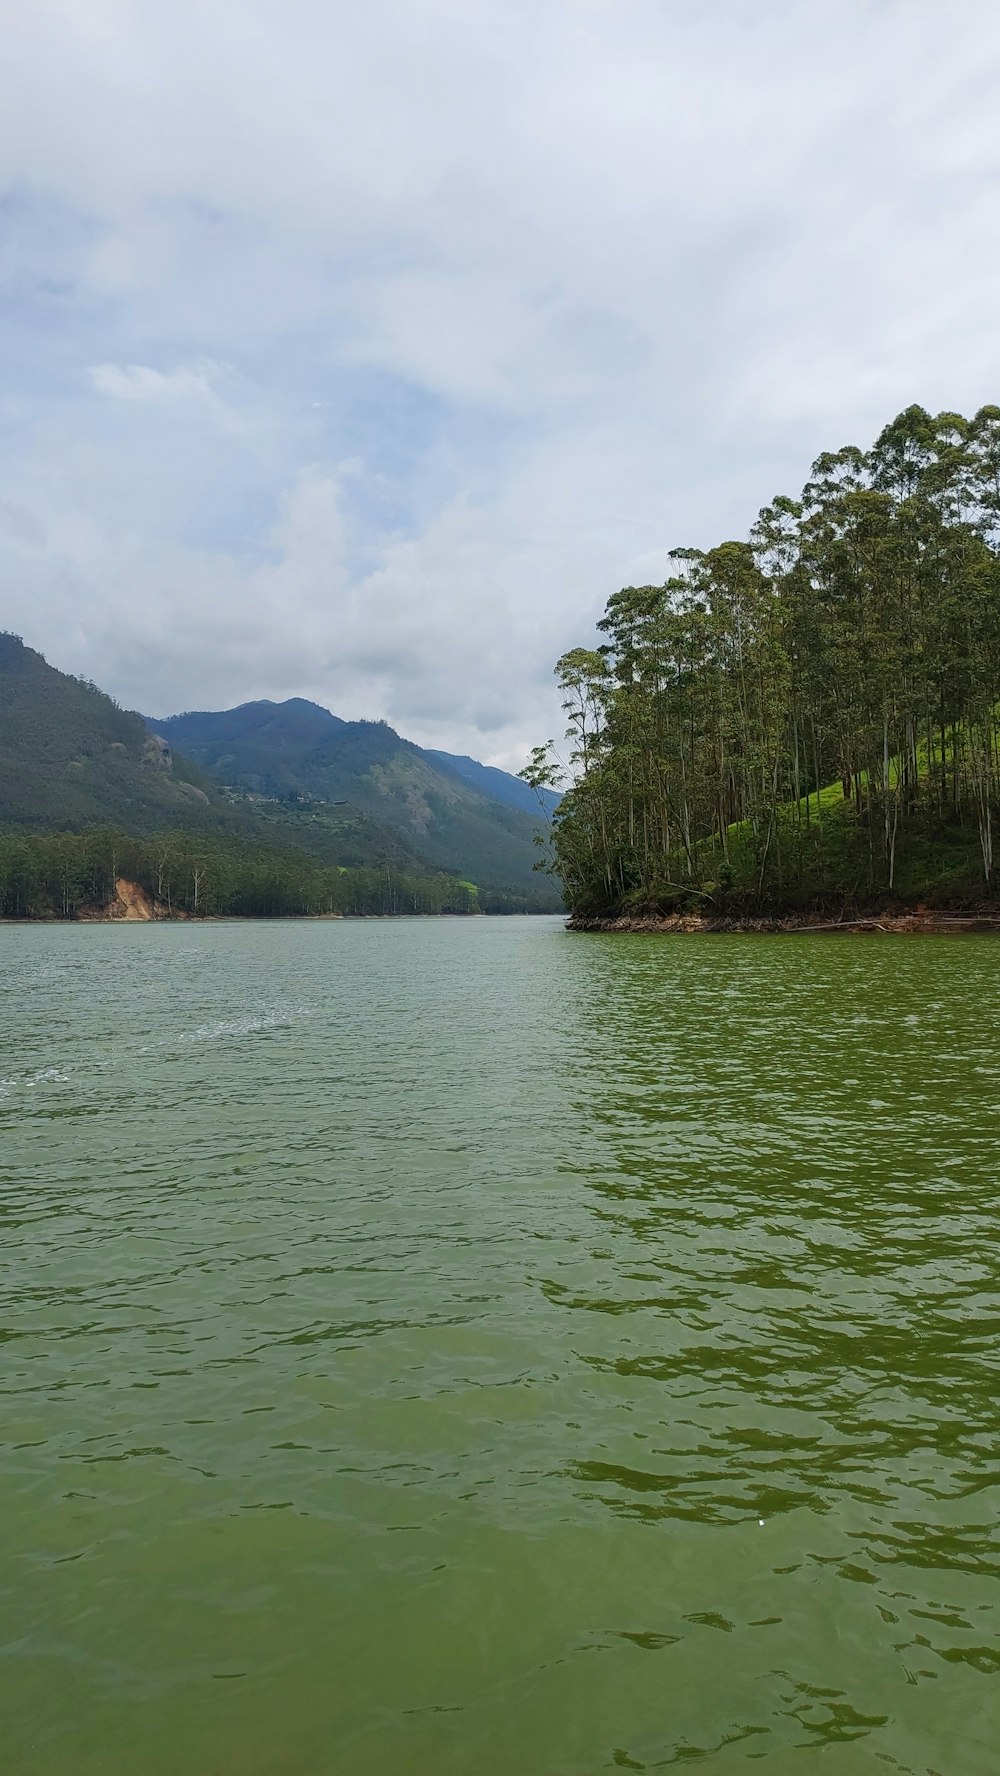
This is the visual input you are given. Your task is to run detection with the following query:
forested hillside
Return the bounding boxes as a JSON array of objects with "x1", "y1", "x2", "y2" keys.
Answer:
[
  {"x1": 0, "y1": 638, "x2": 508, "y2": 917},
  {"x1": 425, "y1": 749, "x2": 561, "y2": 817},
  {"x1": 0, "y1": 826, "x2": 478, "y2": 920},
  {"x1": 0, "y1": 632, "x2": 216, "y2": 830},
  {"x1": 143, "y1": 698, "x2": 345, "y2": 793},
  {"x1": 0, "y1": 636, "x2": 444, "y2": 865},
  {"x1": 148, "y1": 702, "x2": 560, "y2": 902},
  {"x1": 541, "y1": 405, "x2": 1000, "y2": 919}
]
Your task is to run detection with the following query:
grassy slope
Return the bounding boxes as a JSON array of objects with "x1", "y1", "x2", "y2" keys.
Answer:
[
  {"x1": 714, "y1": 748, "x2": 990, "y2": 912},
  {"x1": 602, "y1": 731, "x2": 992, "y2": 918},
  {"x1": 719, "y1": 805, "x2": 987, "y2": 912}
]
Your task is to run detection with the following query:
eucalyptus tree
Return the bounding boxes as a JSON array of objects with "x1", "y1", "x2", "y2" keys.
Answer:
[{"x1": 549, "y1": 402, "x2": 1000, "y2": 916}]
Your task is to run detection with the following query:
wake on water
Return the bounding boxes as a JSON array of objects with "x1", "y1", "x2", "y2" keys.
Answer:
[{"x1": 0, "y1": 1005, "x2": 314, "y2": 1105}]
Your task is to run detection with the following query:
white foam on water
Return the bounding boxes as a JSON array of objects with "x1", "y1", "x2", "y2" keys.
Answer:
[
  {"x1": 0, "y1": 1006, "x2": 314, "y2": 1108},
  {"x1": 178, "y1": 1006, "x2": 313, "y2": 1045},
  {"x1": 0, "y1": 1065, "x2": 73, "y2": 1101}
]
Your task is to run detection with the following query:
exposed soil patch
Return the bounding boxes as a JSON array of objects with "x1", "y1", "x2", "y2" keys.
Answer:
[{"x1": 77, "y1": 879, "x2": 184, "y2": 922}]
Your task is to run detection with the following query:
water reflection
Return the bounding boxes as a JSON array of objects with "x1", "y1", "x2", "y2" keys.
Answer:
[{"x1": 547, "y1": 934, "x2": 1000, "y2": 1764}]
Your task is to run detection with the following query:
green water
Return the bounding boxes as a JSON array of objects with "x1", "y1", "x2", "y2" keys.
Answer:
[{"x1": 2, "y1": 918, "x2": 998, "y2": 1774}]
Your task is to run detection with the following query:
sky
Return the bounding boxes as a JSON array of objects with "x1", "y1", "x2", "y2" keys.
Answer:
[{"x1": 2, "y1": 1, "x2": 1000, "y2": 770}]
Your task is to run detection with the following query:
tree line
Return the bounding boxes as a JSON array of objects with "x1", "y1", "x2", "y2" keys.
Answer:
[
  {"x1": 530, "y1": 405, "x2": 1000, "y2": 916},
  {"x1": 0, "y1": 828, "x2": 480, "y2": 920}
]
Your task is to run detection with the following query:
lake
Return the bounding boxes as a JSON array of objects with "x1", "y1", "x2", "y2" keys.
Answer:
[{"x1": 2, "y1": 917, "x2": 998, "y2": 1774}]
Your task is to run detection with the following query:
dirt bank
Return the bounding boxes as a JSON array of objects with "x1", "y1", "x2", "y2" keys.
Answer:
[{"x1": 77, "y1": 879, "x2": 185, "y2": 922}]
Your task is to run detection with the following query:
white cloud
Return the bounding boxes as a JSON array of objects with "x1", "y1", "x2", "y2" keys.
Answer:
[
  {"x1": 87, "y1": 360, "x2": 225, "y2": 404},
  {"x1": 2, "y1": 1, "x2": 1000, "y2": 764}
]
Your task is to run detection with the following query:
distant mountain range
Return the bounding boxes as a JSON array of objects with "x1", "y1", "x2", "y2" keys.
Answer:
[
  {"x1": 424, "y1": 749, "x2": 559, "y2": 819},
  {"x1": 145, "y1": 699, "x2": 559, "y2": 818},
  {"x1": 0, "y1": 634, "x2": 562, "y2": 908},
  {"x1": 146, "y1": 699, "x2": 560, "y2": 897}
]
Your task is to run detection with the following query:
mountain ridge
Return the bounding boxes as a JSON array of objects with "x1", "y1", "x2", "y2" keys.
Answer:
[
  {"x1": 146, "y1": 700, "x2": 560, "y2": 900},
  {"x1": 145, "y1": 699, "x2": 557, "y2": 817},
  {"x1": 0, "y1": 634, "x2": 469, "y2": 880},
  {"x1": 0, "y1": 636, "x2": 561, "y2": 907}
]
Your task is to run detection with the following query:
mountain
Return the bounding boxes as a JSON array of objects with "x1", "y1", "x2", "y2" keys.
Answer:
[
  {"x1": 0, "y1": 639, "x2": 560, "y2": 907},
  {"x1": 142, "y1": 698, "x2": 345, "y2": 796},
  {"x1": 147, "y1": 702, "x2": 560, "y2": 901},
  {"x1": 0, "y1": 632, "x2": 217, "y2": 831},
  {"x1": 147, "y1": 701, "x2": 556, "y2": 819},
  {"x1": 0, "y1": 634, "x2": 456, "y2": 882},
  {"x1": 426, "y1": 750, "x2": 561, "y2": 818}
]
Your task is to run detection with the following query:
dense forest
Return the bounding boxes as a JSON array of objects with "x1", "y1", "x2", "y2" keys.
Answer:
[
  {"x1": 0, "y1": 827, "x2": 481, "y2": 920},
  {"x1": 533, "y1": 406, "x2": 1000, "y2": 918}
]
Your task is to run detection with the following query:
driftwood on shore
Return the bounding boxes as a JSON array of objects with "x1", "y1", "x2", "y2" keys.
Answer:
[{"x1": 567, "y1": 908, "x2": 1000, "y2": 936}]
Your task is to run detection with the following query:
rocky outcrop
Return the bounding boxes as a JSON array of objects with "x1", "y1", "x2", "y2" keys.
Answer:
[{"x1": 142, "y1": 732, "x2": 172, "y2": 773}]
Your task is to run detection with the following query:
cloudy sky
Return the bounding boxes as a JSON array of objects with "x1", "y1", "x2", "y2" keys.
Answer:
[{"x1": 2, "y1": 1, "x2": 999, "y2": 767}]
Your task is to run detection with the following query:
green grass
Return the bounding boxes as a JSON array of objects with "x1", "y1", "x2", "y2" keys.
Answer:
[{"x1": 623, "y1": 731, "x2": 993, "y2": 917}]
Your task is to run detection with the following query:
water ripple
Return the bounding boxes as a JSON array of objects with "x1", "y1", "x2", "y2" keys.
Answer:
[{"x1": 1, "y1": 920, "x2": 998, "y2": 1774}]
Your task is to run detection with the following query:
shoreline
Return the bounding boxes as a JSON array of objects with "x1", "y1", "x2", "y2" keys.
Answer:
[
  {"x1": 0, "y1": 909, "x2": 557, "y2": 926},
  {"x1": 566, "y1": 908, "x2": 1000, "y2": 936}
]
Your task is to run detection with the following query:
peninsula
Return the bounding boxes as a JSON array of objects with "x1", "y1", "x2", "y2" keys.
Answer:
[{"x1": 535, "y1": 405, "x2": 1000, "y2": 930}]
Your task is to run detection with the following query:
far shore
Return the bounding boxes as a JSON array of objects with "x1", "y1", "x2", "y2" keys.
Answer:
[
  {"x1": 0, "y1": 911, "x2": 512, "y2": 925},
  {"x1": 0, "y1": 877, "x2": 558, "y2": 924}
]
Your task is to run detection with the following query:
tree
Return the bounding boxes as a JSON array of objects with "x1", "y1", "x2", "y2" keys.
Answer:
[{"x1": 550, "y1": 403, "x2": 1000, "y2": 918}]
